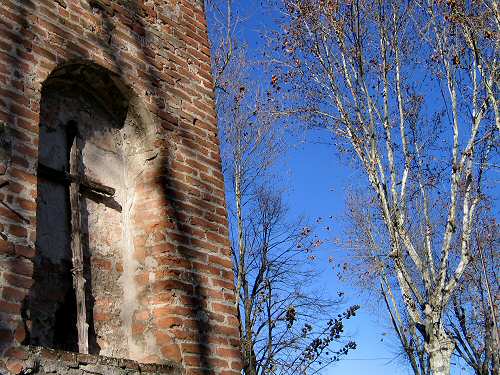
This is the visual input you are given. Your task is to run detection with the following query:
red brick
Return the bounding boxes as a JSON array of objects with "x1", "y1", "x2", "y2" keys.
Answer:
[
  {"x1": 14, "y1": 325, "x2": 25, "y2": 343},
  {"x1": 132, "y1": 321, "x2": 146, "y2": 335},
  {"x1": 15, "y1": 197, "x2": 36, "y2": 212},
  {"x1": 216, "y1": 347, "x2": 242, "y2": 359},
  {"x1": 0, "y1": 0, "x2": 242, "y2": 371},
  {"x1": 212, "y1": 303, "x2": 236, "y2": 315},
  {"x1": 0, "y1": 240, "x2": 14, "y2": 254},
  {"x1": 160, "y1": 344, "x2": 182, "y2": 363},
  {"x1": 0, "y1": 299, "x2": 21, "y2": 314},
  {"x1": 156, "y1": 316, "x2": 184, "y2": 329},
  {"x1": 6, "y1": 359, "x2": 23, "y2": 374},
  {"x1": 2, "y1": 286, "x2": 27, "y2": 302},
  {"x1": 0, "y1": 258, "x2": 33, "y2": 276},
  {"x1": 4, "y1": 272, "x2": 33, "y2": 289},
  {"x1": 15, "y1": 245, "x2": 35, "y2": 258},
  {"x1": 220, "y1": 371, "x2": 241, "y2": 375},
  {"x1": 10, "y1": 168, "x2": 36, "y2": 184},
  {"x1": 93, "y1": 312, "x2": 111, "y2": 321},
  {"x1": 8, "y1": 224, "x2": 27, "y2": 237},
  {"x1": 208, "y1": 255, "x2": 233, "y2": 269}
]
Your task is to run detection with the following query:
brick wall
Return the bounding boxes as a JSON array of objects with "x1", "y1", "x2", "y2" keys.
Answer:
[{"x1": 0, "y1": 0, "x2": 242, "y2": 374}]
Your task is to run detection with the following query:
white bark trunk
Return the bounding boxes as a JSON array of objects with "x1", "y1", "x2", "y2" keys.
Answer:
[{"x1": 426, "y1": 331, "x2": 454, "y2": 375}]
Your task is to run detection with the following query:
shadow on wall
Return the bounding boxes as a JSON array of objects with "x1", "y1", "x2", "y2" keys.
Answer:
[
  {"x1": 129, "y1": 2, "x2": 217, "y2": 372},
  {"x1": 89, "y1": 0, "x2": 217, "y2": 371},
  {"x1": 0, "y1": 0, "x2": 39, "y2": 363}
]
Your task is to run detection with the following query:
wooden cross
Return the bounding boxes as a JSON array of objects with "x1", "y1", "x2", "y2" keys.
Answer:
[{"x1": 38, "y1": 130, "x2": 121, "y2": 354}]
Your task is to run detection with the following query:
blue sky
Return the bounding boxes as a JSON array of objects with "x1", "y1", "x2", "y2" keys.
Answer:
[
  {"x1": 207, "y1": 2, "x2": 478, "y2": 373},
  {"x1": 208, "y1": 3, "x2": 412, "y2": 373},
  {"x1": 283, "y1": 136, "x2": 472, "y2": 375},
  {"x1": 284, "y1": 140, "x2": 408, "y2": 375}
]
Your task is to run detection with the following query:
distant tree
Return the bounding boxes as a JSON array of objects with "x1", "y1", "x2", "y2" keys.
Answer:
[
  {"x1": 343, "y1": 189, "x2": 432, "y2": 375},
  {"x1": 206, "y1": 1, "x2": 359, "y2": 373},
  {"x1": 276, "y1": 1, "x2": 499, "y2": 374},
  {"x1": 448, "y1": 213, "x2": 499, "y2": 375},
  {"x1": 343, "y1": 190, "x2": 499, "y2": 375}
]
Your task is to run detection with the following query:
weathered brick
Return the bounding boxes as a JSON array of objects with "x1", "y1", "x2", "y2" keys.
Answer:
[
  {"x1": 2, "y1": 286, "x2": 27, "y2": 302},
  {"x1": 3, "y1": 272, "x2": 33, "y2": 289},
  {"x1": 0, "y1": 0, "x2": 240, "y2": 373}
]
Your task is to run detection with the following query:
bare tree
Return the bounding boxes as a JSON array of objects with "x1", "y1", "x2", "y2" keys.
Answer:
[
  {"x1": 343, "y1": 189, "x2": 431, "y2": 375},
  {"x1": 206, "y1": 2, "x2": 359, "y2": 373},
  {"x1": 344, "y1": 190, "x2": 499, "y2": 375},
  {"x1": 234, "y1": 186, "x2": 358, "y2": 375},
  {"x1": 275, "y1": 1, "x2": 499, "y2": 374},
  {"x1": 448, "y1": 213, "x2": 499, "y2": 375}
]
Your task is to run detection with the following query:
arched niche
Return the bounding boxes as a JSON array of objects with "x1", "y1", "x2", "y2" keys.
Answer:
[{"x1": 26, "y1": 62, "x2": 155, "y2": 359}]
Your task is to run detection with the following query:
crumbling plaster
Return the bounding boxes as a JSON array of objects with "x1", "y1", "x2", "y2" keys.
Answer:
[{"x1": 29, "y1": 63, "x2": 159, "y2": 360}]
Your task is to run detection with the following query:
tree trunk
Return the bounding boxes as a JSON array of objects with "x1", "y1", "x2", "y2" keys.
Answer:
[
  {"x1": 426, "y1": 331, "x2": 454, "y2": 375},
  {"x1": 244, "y1": 295, "x2": 257, "y2": 375},
  {"x1": 234, "y1": 164, "x2": 245, "y2": 309}
]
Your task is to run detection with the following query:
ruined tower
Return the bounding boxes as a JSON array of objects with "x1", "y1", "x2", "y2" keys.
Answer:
[{"x1": 0, "y1": 1, "x2": 242, "y2": 374}]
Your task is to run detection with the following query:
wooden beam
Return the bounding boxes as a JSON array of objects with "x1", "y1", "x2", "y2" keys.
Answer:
[
  {"x1": 38, "y1": 163, "x2": 115, "y2": 196},
  {"x1": 69, "y1": 137, "x2": 89, "y2": 355}
]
